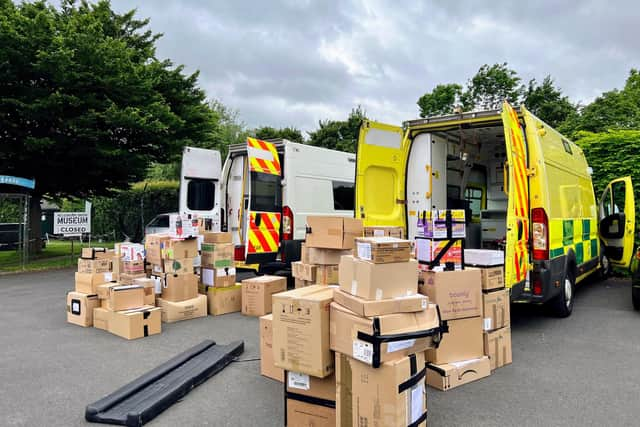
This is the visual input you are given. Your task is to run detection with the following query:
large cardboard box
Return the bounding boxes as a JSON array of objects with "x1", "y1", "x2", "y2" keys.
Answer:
[
  {"x1": 162, "y1": 238, "x2": 198, "y2": 260},
  {"x1": 156, "y1": 294, "x2": 207, "y2": 323},
  {"x1": 133, "y1": 277, "x2": 156, "y2": 305},
  {"x1": 75, "y1": 272, "x2": 113, "y2": 294},
  {"x1": 201, "y1": 242, "x2": 234, "y2": 268},
  {"x1": 286, "y1": 371, "x2": 336, "y2": 402},
  {"x1": 339, "y1": 255, "x2": 418, "y2": 301},
  {"x1": 201, "y1": 267, "x2": 236, "y2": 288},
  {"x1": 350, "y1": 353, "x2": 427, "y2": 427},
  {"x1": 259, "y1": 314, "x2": 284, "y2": 382},
  {"x1": 118, "y1": 272, "x2": 146, "y2": 285},
  {"x1": 201, "y1": 284, "x2": 242, "y2": 315},
  {"x1": 145, "y1": 233, "x2": 170, "y2": 266},
  {"x1": 482, "y1": 289, "x2": 510, "y2": 331},
  {"x1": 425, "y1": 316, "x2": 484, "y2": 364},
  {"x1": 469, "y1": 266, "x2": 505, "y2": 291},
  {"x1": 272, "y1": 285, "x2": 334, "y2": 378},
  {"x1": 286, "y1": 399, "x2": 335, "y2": 427},
  {"x1": 315, "y1": 264, "x2": 339, "y2": 285},
  {"x1": 364, "y1": 226, "x2": 404, "y2": 239},
  {"x1": 203, "y1": 231, "x2": 233, "y2": 243},
  {"x1": 354, "y1": 236, "x2": 412, "y2": 264},
  {"x1": 66, "y1": 291, "x2": 100, "y2": 327},
  {"x1": 77, "y1": 258, "x2": 111, "y2": 274},
  {"x1": 102, "y1": 285, "x2": 145, "y2": 312},
  {"x1": 330, "y1": 302, "x2": 441, "y2": 367},
  {"x1": 161, "y1": 273, "x2": 199, "y2": 302},
  {"x1": 415, "y1": 238, "x2": 463, "y2": 271},
  {"x1": 484, "y1": 326, "x2": 512, "y2": 370},
  {"x1": 305, "y1": 216, "x2": 363, "y2": 249},
  {"x1": 291, "y1": 261, "x2": 316, "y2": 281},
  {"x1": 164, "y1": 258, "x2": 194, "y2": 274},
  {"x1": 419, "y1": 269, "x2": 482, "y2": 320},
  {"x1": 93, "y1": 307, "x2": 110, "y2": 330},
  {"x1": 108, "y1": 306, "x2": 161, "y2": 340},
  {"x1": 241, "y1": 275, "x2": 287, "y2": 317},
  {"x1": 306, "y1": 247, "x2": 351, "y2": 265},
  {"x1": 426, "y1": 356, "x2": 491, "y2": 391},
  {"x1": 333, "y1": 288, "x2": 427, "y2": 317},
  {"x1": 335, "y1": 353, "x2": 353, "y2": 427}
]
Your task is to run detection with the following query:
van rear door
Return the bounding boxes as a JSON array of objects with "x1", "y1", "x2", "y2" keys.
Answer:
[
  {"x1": 180, "y1": 147, "x2": 221, "y2": 230},
  {"x1": 501, "y1": 102, "x2": 530, "y2": 289},
  {"x1": 355, "y1": 120, "x2": 409, "y2": 229},
  {"x1": 244, "y1": 138, "x2": 282, "y2": 264},
  {"x1": 599, "y1": 176, "x2": 635, "y2": 268}
]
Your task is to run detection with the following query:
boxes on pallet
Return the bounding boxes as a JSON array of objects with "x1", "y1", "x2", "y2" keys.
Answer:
[
  {"x1": 259, "y1": 314, "x2": 284, "y2": 382},
  {"x1": 482, "y1": 289, "x2": 510, "y2": 331},
  {"x1": 200, "y1": 284, "x2": 242, "y2": 316},
  {"x1": 156, "y1": 294, "x2": 207, "y2": 323},
  {"x1": 133, "y1": 277, "x2": 156, "y2": 306},
  {"x1": 332, "y1": 288, "x2": 427, "y2": 317},
  {"x1": 201, "y1": 267, "x2": 236, "y2": 288},
  {"x1": 415, "y1": 238, "x2": 463, "y2": 271},
  {"x1": 285, "y1": 371, "x2": 336, "y2": 427},
  {"x1": 77, "y1": 258, "x2": 111, "y2": 274},
  {"x1": 66, "y1": 291, "x2": 100, "y2": 327},
  {"x1": 291, "y1": 261, "x2": 316, "y2": 282},
  {"x1": 145, "y1": 234, "x2": 170, "y2": 265},
  {"x1": 162, "y1": 238, "x2": 198, "y2": 260},
  {"x1": 272, "y1": 285, "x2": 335, "y2": 378},
  {"x1": 425, "y1": 316, "x2": 484, "y2": 365},
  {"x1": 484, "y1": 326, "x2": 512, "y2": 370},
  {"x1": 315, "y1": 264, "x2": 339, "y2": 285},
  {"x1": 305, "y1": 247, "x2": 351, "y2": 265},
  {"x1": 108, "y1": 306, "x2": 162, "y2": 340},
  {"x1": 418, "y1": 269, "x2": 482, "y2": 320},
  {"x1": 468, "y1": 265, "x2": 505, "y2": 291},
  {"x1": 426, "y1": 356, "x2": 491, "y2": 391},
  {"x1": 241, "y1": 275, "x2": 287, "y2": 317},
  {"x1": 364, "y1": 225, "x2": 404, "y2": 239},
  {"x1": 354, "y1": 236, "x2": 411, "y2": 264},
  {"x1": 160, "y1": 273, "x2": 199, "y2": 302},
  {"x1": 75, "y1": 272, "x2": 113, "y2": 294},
  {"x1": 305, "y1": 216, "x2": 363, "y2": 249},
  {"x1": 339, "y1": 255, "x2": 418, "y2": 300},
  {"x1": 200, "y1": 243, "x2": 234, "y2": 269}
]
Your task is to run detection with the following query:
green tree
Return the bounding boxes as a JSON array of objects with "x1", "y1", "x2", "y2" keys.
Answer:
[
  {"x1": 254, "y1": 126, "x2": 304, "y2": 143},
  {"x1": 0, "y1": 0, "x2": 216, "y2": 249},
  {"x1": 460, "y1": 63, "x2": 524, "y2": 110},
  {"x1": 308, "y1": 106, "x2": 367, "y2": 153},
  {"x1": 417, "y1": 83, "x2": 462, "y2": 117},
  {"x1": 523, "y1": 76, "x2": 576, "y2": 127}
]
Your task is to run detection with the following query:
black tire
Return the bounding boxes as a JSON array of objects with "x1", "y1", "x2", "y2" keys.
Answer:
[
  {"x1": 633, "y1": 288, "x2": 640, "y2": 311},
  {"x1": 550, "y1": 266, "x2": 575, "y2": 318}
]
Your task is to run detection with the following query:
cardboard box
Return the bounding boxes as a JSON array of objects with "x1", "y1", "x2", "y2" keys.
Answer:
[
  {"x1": 77, "y1": 258, "x2": 111, "y2": 274},
  {"x1": 118, "y1": 272, "x2": 147, "y2": 285},
  {"x1": 425, "y1": 316, "x2": 484, "y2": 364},
  {"x1": 203, "y1": 231, "x2": 232, "y2": 243},
  {"x1": 102, "y1": 285, "x2": 145, "y2": 312},
  {"x1": 241, "y1": 275, "x2": 287, "y2": 316},
  {"x1": 335, "y1": 353, "x2": 352, "y2": 427},
  {"x1": 291, "y1": 261, "x2": 316, "y2": 281},
  {"x1": 75, "y1": 272, "x2": 113, "y2": 294},
  {"x1": 419, "y1": 269, "x2": 482, "y2": 321},
  {"x1": 133, "y1": 277, "x2": 157, "y2": 305},
  {"x1": 330, "y1": 302, "x2": 441, "y2": 367},
  {"x1": 415, "y1": 238, "x2": 463, "y2": 271},
  {"x1": 354, "y1": 236, "x2": 412, "y2": 264},
  {"x1": 294, "y1": 277, "x2": 314, "y2": 288},
  {"x1": 96, "y1": 283, "x2": 119, "y2": 300},
  {"x1": 145, "y1": 234, "x2": 170, "y2": 266},
  {"x1": 164, "y1": 258, "x2": 194, "y2": 274},
  {"x1": 286, "y1": 371, "x2": 336, "y2": 402},
  {"x1": 162, "y1": 238, "x2": 198, "y2": 260},
  {"x1": 339, "y1": 255, "x2": 418, "y2": 301},
  {"x1": 93, "y1": 307, "x2": 110, "y2": 330},
  {"x1": 333, "y1": 288, "x2": 427, "y2": 317},
  {"x1": 300, "y1": 243, "x2": 309, "y2": 264},
  {"x1": 66, "y1": 291, "x2": 99, "y2": 327},
  {"x1": 350, "y1": 353, "x2": 427, "y2": 427},
  {"x1": 426, "y1": 356, "x2": 491, "y2": 391},
  {"x1": 156, "y1": 294, "x2": 207, "y2": 323},
  {"x1": 81, "y1": 247, "x2": 107, "y2": 259},
  {"x1": 364, "y1": 226, "x2": 404, "y2": 239},
  {"x1": 201, "y1": 242, "x2": 234, "y2": 268},
  {"x1": 118, "y1": 243, "x2": 145, "y2": 262},
  {"x1": 417, "y1": 209, "x2": 465, "y2": 239},
  {"x1": 469, "y1": 266, "x2": 505, "y2": 291},
  {"x1": 201, "y1": 267, "x2": 236, "y2": 288},
  {"x1": 305, "y1": 247, "x2": 351, "y2": 265},
  {"x1": 108, "y1": 306, "x2": 161, "y2": 340},
  {"x1": 122, "y1": 260, "x2": 145, "y2": 274},
  {"x1": 201, "y1": 284, "x2": 242, "y2": 315},
  {"x1": 111, "y1": 255, "x2": 123, "y2": 282},
  {"x1": 161, "y1": 273, "x2": 199, "y2": 302},
  {"x1": 315, "y1": 264, "x2": 340, "y2": 285},
  {"x1": 484, "y1": 326, "x2": 512, "y2": 370},
  {"x1": 272, "y1": 285, "x2": 335, "y2": 378},
  {"x1": 482, "y1": 289, "x2": 510, "y2": 331},
  {"x1": 168, "y1": 213, "x2": 199, "y2": 238},
  {"x1": 464, "y1": 249, "x2": 504, "y2": 267},
  {"x1": 259, "y1": 314, "x2": 284, "y2": 382},
  {"x1": 286, "y1": 399, "x2": 335, "y2": 427},
  {"x1": 305, "y1": 216, "x2": 363, "y2": 249}
]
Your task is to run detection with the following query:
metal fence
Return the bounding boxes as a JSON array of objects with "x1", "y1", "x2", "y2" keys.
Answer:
[{"x1": 0, "y1": 193, "x2": 30, "y2": 271}]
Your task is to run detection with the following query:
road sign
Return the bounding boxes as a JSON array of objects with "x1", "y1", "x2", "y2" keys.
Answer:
[{"x1": 54, "y1": 212, "x2": 91, "y2": 236}]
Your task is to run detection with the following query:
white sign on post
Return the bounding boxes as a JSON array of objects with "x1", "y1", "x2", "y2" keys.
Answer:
[{"x1": 54, "y1": 212, "x2": 91, "y2": 236}]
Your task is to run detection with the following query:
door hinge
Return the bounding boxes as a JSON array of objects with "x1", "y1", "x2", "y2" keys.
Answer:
[
  {"x1": 396, "y1": 199, "x2": 406, "y2": 205},
  {"x1": 526, "y1": 167, "x2": 536, "y2": 177}
]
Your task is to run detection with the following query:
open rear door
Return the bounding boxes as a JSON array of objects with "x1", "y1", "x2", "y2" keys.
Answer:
[
  {"x1": 355, "y1": 120, "x2": 409, "y2": 229},
  {"x1": 244, "y1": 137, "x2": 282, "y2": 265},
  {"x1": 599, "y1": 176, "x2": 635, "y2": 268},
  {"x1": 501, "y1": 102, "x2": 530, "y2": 289}
]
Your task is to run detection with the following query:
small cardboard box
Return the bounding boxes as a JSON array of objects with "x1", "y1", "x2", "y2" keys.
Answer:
[
  {"x1": 419, "y1": 269, "x2": 482, "y2": 321},
  {"x1": 118, "y1": 243, "x2": 145, "y2": 262},
  {"x1": 354, "y1": 236, "x2": 412, "y2": 264},
  {"x1": 426, "y1": 316, "x2": 484, "y2": 365},
  {"x1": 350, "y1": 353, "x2": 427, "y2": 427},
  {"x1": 201, "y1": 243, "x2": 234, "y2": 268},
  {"x1": 75, "y1": 272, "x2": 113, "y2": 294},
  {"x1": 201, "y1": 267, "x2": 236, "y2": 288},
  {"x1": 203, "y1": 231, "x2": 232, "y2": 243},
  {"x1": 286, "y1": 399, "x2": 336, "y2": 427},
  {"x1": 133, "y1": 277, "x2": 157, "y2": 305},
  {"x1": 164, "y1": 258, "x2": 194, "y2": 274},
  {"x1": 294, "y1": 277, "x2": 314, "y2": 288},
  {"x1": 81, "y1": 247, "x2": 107, "y2": 260},
  {"x1": 364, "y1": 226, "x2": 404, "y2": 239},
  {"x1": 291, "y1": 261, "x2": 317, "y2": 282},
  {"x1": 118, "y1": 272, "x2": 147, "y2": 285},
  {"x1": 108, "y1": 306, "x2": 161, "y2": 340},
  {"x1": 145, "y1": 233, "x2": 170, "y2": 266},
  {"x1": 168, "y1": 213, "x2": 199, "y2": 238},
  {"x1": 156, "y1": 294, "x2": 207, "y2": 323},
  {"x1": 336, "y1": 353, "x2": 353, "y2": 427},
  {"x1": 469, "y1": 266, "x2": 505, "y2": 291},
  {"x1": 66, "y1": 291, "x2": 100, "y2": 327},
  {"x1": 102, "y1": 285, "x2": 145, "y2": 312},
  {"x1": 161, "y1": 273, "x2": 199, "y2": 302},
  {"x1": 162, "y1": 238, "x2": 198, "y2": 260},
  {"x1": 426, "y1": 356, "x2": 491, "y2": 391},
  {"x1": 260, "y1": 314, "x2": 284, "y2": 382},
  {"x1": 305, "y1": 247, "x2": 352, "y2": 265},
  {"x1": 415, "y1": 238, "x2": 463, "y2": 271},
  {"x1": 484, "y1": 326, "x2": 512, "y2": 370},
  {"x1": 241, "y1": 275, "x2": 287, "y2": 316},
  {"x1": 482, "y1": 289, "x2": 510, "y2": 331},
  {"x1": 339, "y1": 255, "x2": 418, "y2": 301},
  {"x1": 305, "y1": 216, "x2": 363, "y2": 249},
  {"x1": 93, "y1": 307, "x2": 110, "y2": 330},
  {"x1": 77, "y1": 258, "x2": 111, "y2": 274},
  {"x1": 272, "y1": 285, "x2": 335, "y2": 378},
  {"x1": 330, "y1": 302, "x2": 441, "y2": 367},
  {"x1": 315, "y1": 264, "x2": 340, "y2": 285},
  {"x1": 122, "y1": 260, "x2": 145, "y2": 274},
  {"x1": 286, "y1": 371, "x2": 336, "y2": 401},
  {"x1": 201, "y1": 284, "x2": 242, "y2": 315},
  {"x1": 332, "y1": 288, "x2": 427, "y2": 317}
]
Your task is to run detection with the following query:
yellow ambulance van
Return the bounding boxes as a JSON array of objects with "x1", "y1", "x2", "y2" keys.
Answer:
[{"x1": 356, "y1": 101, "x2": 634, "y2": 317}]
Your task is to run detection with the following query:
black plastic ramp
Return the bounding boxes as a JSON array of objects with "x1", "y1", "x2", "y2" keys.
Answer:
[{"x1": 86, "y1": 340, "x2": 244, "y2": 426}]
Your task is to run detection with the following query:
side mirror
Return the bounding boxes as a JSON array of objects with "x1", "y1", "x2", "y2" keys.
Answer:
[{"x1": 600, "y1": 213, "x2": 626, "y2": 239}]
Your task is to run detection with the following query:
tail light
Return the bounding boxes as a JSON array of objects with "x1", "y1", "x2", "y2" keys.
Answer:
[
  {"x1": 532, "y1": 208, "x2": 549, "y2": 261},
  {"x1": 282, "y1": 206, "x2": 293, "y2": 241},
  {"x1": 234, "y1": 245, "x2": 245, "y2": 261}
]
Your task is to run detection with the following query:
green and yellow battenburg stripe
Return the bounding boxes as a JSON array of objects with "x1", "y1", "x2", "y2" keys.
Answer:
[{"x1": 548, "y1": 218, "x2": 599, "y2": 264}]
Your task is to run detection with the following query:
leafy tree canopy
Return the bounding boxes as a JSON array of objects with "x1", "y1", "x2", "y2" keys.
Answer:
[
  {"x1": 254, "y1": 126, "x2": 304, "y2": 144},
  {"x1": 460, "y1": 63, "x2": 524, "y2": 111},
  {"x1": 523, "y1": 76, "x2": 576, "y2": 127},
  {"x1": 417, "y1": 83, "x2": 462, "y2": 118},
  {"x1": 308, "y1": 106, "x2": 366, "y2": 153}
]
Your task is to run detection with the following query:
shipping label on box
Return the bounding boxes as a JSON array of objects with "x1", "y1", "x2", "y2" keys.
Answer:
[
  {"x1": 200, "y1": 243, "x2": 234, "y2": 268},
  {"x1": 482, "y1": 289, "x2": 510, "y2": 331},
  {"x1": 419, "y1": 269, "x2": 482, "y2": 320},
  {"x1": 292, "y1": 261, "x2": 317, "y2": 281},
  {"x1": 355, "y1": 237, "x2": 412, "y2": 264},
  {"x1": 426, "y1": 356, "x2": 491, "y2": 391},
  {"x1": 286, "y1": 371, "x2": 336, "y2": 402}
]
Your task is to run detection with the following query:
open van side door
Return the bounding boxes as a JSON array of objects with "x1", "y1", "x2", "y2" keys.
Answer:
[
  {"x1": 244, "y1": 137, "x2": 282, "y2": 265},
  {"x1": 501, "y1": 102, "x2": 530, "y2": 289},
  {"x1": 599, "y1": 176, "x2": 635, "y2": 268},
  {"x1": 355, "y1": 120, "x2": 409, "y2": 230}
]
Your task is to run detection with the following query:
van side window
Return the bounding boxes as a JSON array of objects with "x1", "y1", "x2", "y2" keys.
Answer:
[
  {"x1": 332, "y1": 181, "x2": 355, "y2": 211},
  {"x1": 187, "y1": 179, "x2": 215, "y2": 211}
]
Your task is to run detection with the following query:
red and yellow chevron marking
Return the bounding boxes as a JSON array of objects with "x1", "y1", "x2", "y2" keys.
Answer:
[
  {"x1": 247, "y1": 211, "x2": 281, "y2": 254},
  {"x1": 247, "y1": 137, "x2": 281, "y2": 176}
]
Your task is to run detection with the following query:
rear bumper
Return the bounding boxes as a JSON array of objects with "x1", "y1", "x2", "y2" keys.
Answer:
[{"x1": 511, "y1": 256, "x2": 565, "y2": 304}]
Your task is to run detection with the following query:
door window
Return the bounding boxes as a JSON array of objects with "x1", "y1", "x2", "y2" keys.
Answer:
[
  {"x1": 332, "y1": 181, "x2": 355, "y2": 211},
  {"x1": 149, "y1": 215, "x2": 169, "y2": 228},
  {"x1": 187, "y1": 179, "x2": 215, "y2": 211},
  {"x1": 611, "y1": 181, "x2": 626, "y2": 214},
  {"x1": 251, "y1": 172, "x2": 282, "y2": 212},
  {"x1": 600, "y1": 187, "x2": 613, "y2": 218},
  {"x1": 465, "y1": 186, "x2": 484, "y2": 221}
]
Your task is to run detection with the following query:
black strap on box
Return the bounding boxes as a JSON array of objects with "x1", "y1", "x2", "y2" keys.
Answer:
[
  {"x1": 285, "y1": 391, "x2": 336, "y2": 409},
  {"x1": 425, "y1": 363, "x2": 447, "y2": 376},
  {"x1": 408, "y1": 410, "x2": 428, "y2": 427}
]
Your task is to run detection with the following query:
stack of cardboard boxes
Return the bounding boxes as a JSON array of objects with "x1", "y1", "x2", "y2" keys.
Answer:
[
  {"x1": 415, "y1": 209, "x2": 465, "y2": 271},
  {"x1": 478, "y1": 265, "x2": 512, "y2": 372},
  {"x1": 67, "y1": 248, "x2": 113, "y2": 328},
  {"x1": 198, "y1": 231, "x2": 242, "y2": 316}
]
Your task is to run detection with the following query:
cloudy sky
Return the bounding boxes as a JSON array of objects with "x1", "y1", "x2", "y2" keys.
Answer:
[{"x1": 107, "y1": 0, "x2": 639, "y2": 134}]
